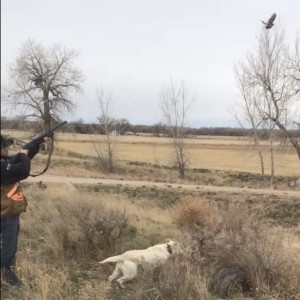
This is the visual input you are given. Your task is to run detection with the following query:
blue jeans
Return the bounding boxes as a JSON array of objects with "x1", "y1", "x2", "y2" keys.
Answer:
[{"x1": 1, "y1": 215, "x2": 20, "y2": 285}]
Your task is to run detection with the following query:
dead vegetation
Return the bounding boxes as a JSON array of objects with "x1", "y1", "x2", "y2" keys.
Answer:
[
  {"x1": 55, "y1": 197, "x2": 129, "y2": 259},
  {"x1": 2, "y1": 129, "x2": 299, "y2": 177},
  {"x1": 1, "y1": 185, "x2": 299, "y2": 300},
  {"x1": 1, "y1": 132, "x2": 299, "y2": 299}
]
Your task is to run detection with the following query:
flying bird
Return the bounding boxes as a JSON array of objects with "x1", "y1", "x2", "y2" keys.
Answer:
[{"x1": 262, "y1": 13, "x2": 276, "y2": 29}]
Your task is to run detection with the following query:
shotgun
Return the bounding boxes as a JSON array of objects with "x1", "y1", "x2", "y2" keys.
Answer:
[{"x1": 9, "y1": 121, "x2": 67, "y2": 165}]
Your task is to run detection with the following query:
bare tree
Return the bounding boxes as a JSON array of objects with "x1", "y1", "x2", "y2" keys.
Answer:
[
  {"x1": 252, "y1": 28, "x2": 300, "y2": 159},
  {"x1": 234, "y1": 66, "x2": 266, "y2": 176},
  {"x1": 235, "y1": 25, "x2": 300, "y2": 182},
  {"x1": 93, "y1": 88, "x2": 117, "y2": 173},
  {"x1": 5, "y1": 39, "x2": 83, "y2": 131},
  {"x1": 287, "y1": 38, "x2": 300, "y2": 95},
  {"x1": 160, "y1": 79, "x2": 195, "y2": 178},
  {"x1": 152, "y1": 122, "x2": 166, "y2": 137},
  {"x1": 287, "y1": 38, "x2": 300, "y2": 130}
]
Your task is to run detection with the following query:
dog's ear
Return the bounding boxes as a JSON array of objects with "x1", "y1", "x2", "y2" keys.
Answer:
[{"x1": 167, "y1": 243, "x2": 173, "y2": 254}]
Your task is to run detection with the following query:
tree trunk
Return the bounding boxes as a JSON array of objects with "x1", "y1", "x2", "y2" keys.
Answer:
[
  {"x1": 253, "y1": 132, "x2": 265, "y2": 176},
  {"x1": 43, "y1": 90, "x2": 51, "y2": 131},
  {"x1": 270, "y1": 139, "x2": 275, "y2": 189},
  {"x1": 42, "y1": 90, "x2": 51, "y2": 151}
]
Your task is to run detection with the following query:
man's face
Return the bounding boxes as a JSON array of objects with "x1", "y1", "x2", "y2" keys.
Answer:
[{"x1": 1, "y1": 147, "x2": 9, "y2": 156}]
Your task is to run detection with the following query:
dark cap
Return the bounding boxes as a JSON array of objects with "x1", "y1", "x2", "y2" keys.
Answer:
[{"x1": 1, "y1": 135, "x2": 14, "y2": 149}]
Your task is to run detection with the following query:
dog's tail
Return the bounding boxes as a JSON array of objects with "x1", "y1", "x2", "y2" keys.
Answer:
[{"x1": 99, "y1": 254, "x2": 124, "y2": 264}]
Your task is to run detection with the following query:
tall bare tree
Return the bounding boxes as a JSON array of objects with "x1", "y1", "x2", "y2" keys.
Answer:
[
  {"x1": 160, "y1": 79, "x2": 195, "y2": 178},
  {"x1": 5, "y1": 39, "x2": 83, "y2": 131},
  {"x1": 93, "y1": 88, "x2": 117, "y2": 173},
  {"x1": 287, "y1": 38, "x2": 300, "y2": 96},
  {"x1": 287, "y1": 38, "x2": 300, "y2": 130},
  {"x1": 235, "y1": 25, "x2": 300, "y2": 171},
  {"x1": 234, "y1": 66, "x2": 266, "y2": 176}
]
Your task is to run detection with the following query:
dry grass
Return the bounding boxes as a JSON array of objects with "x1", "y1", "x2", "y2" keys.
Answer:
[
  {"x1": 1, "y1": 184, "x2": 299, "y2": 300},
  {"x1": 54, "y1": 139, "x2": 298, "y2": 176},
  {"x1": 1, "y1": 129, "x2": 299, "y2": 299},
  {"x1": 131, "y1": 259, "x2": 211, "y2": 300},
  {"x1": 2, "y1": 129, "x2": 299, "y2": 176},
  {"x1": 1, "y1": 185, "x2": 174, "y2": 299},
  {"x1": 172, "y1": 195, "x2": 217, "y2": 230},
  {"x1": 174, "y1": 203, "x2": 300, "y2": 299}
]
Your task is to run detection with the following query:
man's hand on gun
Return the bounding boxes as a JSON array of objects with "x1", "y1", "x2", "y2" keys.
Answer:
[
  {"x1": 9, "y1": 121, "x2": 67, "y2": 165},
  {"x1": 18, "y1": 137, "x2": 48, "y2": 156}
]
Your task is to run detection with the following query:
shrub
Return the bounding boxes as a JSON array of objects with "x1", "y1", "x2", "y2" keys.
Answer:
[
  {"x1": 132, "y1": 258, "x2": 210, "y2": 300},
  {"x1": 179, "y1": 204, "x2": 300, "y2": 299},
  {"x1": 54, "y1": 195, "x2": 129, "y2": 260},
  {"x1": 173, "y1": 196, "x2": 216, "y2": 230},
  {"x1": 208, "y1": 233, "x2": 286, "y2": 298}
]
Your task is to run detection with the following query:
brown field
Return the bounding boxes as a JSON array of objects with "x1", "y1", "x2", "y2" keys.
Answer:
[
  {"x1": 3, "y1": 130, "x2": 300, "y2": 176},
  {"x1": 1, "y1": 130, "x2": 300, "y2": 299}
]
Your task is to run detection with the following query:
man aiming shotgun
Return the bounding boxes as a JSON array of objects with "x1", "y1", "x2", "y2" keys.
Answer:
[
  {"x1": 9, "y1": 121, "x2": 67, "y2": 167},
  {"x1": 0, "y1": 121, "x2": 67, "y2": 287}
]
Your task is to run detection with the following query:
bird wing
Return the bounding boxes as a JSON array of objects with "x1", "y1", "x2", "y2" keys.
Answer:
[{"x1": 267, "y1": 13, "x2": 276, "y2": 24}]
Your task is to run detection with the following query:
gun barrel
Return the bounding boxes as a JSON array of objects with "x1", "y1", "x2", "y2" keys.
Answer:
[
  {"x1": 35, "y1": 121, "x2": 68, "y2": 139},
  {"x1": 48, "y1": 121, "x2": 67, "y2": 133},
  {"x1": 8, "y1": 121, "x2": 67, "y2": 165},
  {"x1": 23, "y1": 121, "x2": 68, "y2": 149}
]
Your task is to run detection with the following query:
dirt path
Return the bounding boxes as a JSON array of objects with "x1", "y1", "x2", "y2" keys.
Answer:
[{"x1": 27, "y1": 174, "x2": 300, "y2": 198}]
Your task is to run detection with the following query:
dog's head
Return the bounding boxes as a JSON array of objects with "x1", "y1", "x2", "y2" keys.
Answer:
[{"x1": 166, "y1": 238, "x2": 182, "y2": 255}]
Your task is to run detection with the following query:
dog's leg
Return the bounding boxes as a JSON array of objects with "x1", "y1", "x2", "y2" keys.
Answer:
[
  {"x1": 116, "y1": 261, "x2": 137, "y2": 288},
  {"x1": 108, "y1": 263, "x2": 122, "y2": 283},
  {"x1": 116, "y1": 276, "x2": 130, "y2": 289}
]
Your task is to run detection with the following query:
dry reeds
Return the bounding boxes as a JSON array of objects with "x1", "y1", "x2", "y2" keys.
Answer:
[
  {"x1": 132, "y1": 259, "x2": 210, "y2": 300},
  {"x1": 54, "y1": 195, "x2": 129, "y2": 260},
  {"x1": 1, "y1": 185, "x2": 299, "y2": 300},
  {"x1": 172, "y1": 195, "x2": 217, "y2": 230},
  {"x1": 174, "y1": 202, "x2": 300, "y2": 299}
]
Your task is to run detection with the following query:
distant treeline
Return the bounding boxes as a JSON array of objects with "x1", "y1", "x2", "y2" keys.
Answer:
[{"x1": 1, "y1": 116, "x2": 299, "y2": 138}]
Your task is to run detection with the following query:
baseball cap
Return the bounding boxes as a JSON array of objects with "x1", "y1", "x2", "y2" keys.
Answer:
[{"x1": 1, "y1": 135, "x2": 14, "y2": 149}]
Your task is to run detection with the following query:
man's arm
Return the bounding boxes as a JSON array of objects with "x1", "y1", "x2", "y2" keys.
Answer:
[{"x1": 1, "y1": 154, "x2": 31, "y2": 185}]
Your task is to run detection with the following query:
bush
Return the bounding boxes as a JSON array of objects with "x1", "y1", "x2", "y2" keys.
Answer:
[
  {"x1": 173, "y1": 196, "x2": 216, "y2": 230},
  {"x1": 178, "y1": 204, "x2": 300, "y2": 299},
  {"x1": 208, "y1": 233, "x2": 286, "y2": 298},
  {"x1": 54, "y1": 195, "x2": 129, "y2": 260},
  {"x1": 132, "y1": 258, "x2": 210, "y2": 300}
]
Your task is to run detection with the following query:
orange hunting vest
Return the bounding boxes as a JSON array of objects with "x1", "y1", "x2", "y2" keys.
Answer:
[{"x1": 0, "y1": 182, "x2": 28, "y2": 218}]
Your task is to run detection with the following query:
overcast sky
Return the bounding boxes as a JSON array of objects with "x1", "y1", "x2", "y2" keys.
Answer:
[{"x1": 1, "y1": 0, "x2": 300, "y2": 127}]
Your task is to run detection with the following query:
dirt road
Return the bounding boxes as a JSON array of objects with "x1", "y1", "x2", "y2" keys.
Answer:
[{"x1": 27, "y1": 174, "x2": 300, "y2": 198}]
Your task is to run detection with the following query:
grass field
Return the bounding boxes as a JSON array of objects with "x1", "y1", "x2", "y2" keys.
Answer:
[
  {"x1": 1, "y1": 130, "x2": 300, "y2": 299},
  {"x1": 3, "y1": 130, "x2": 300, "y2": 176}
]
